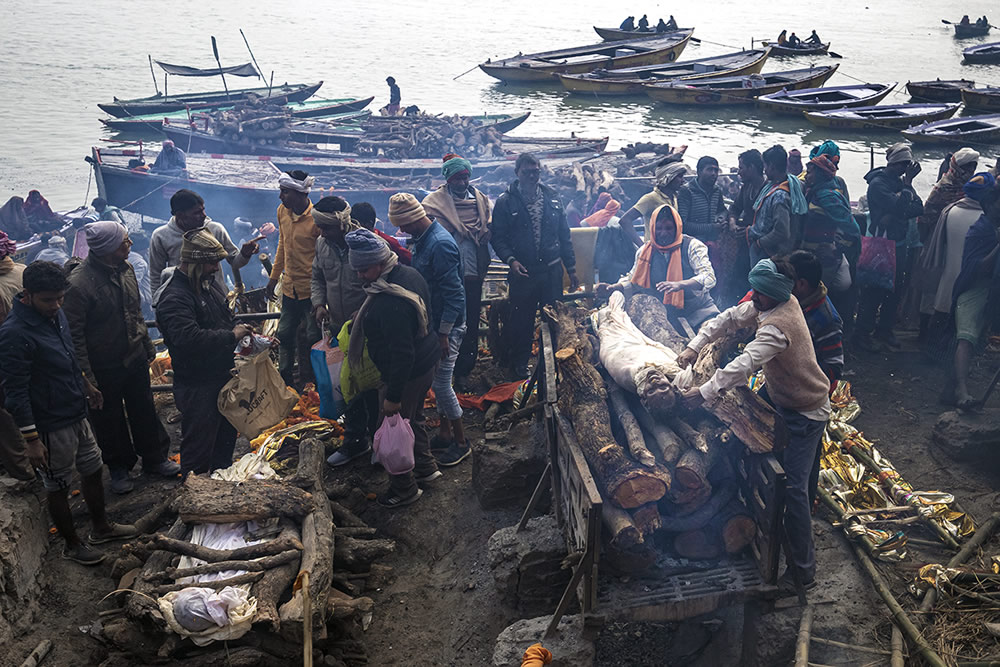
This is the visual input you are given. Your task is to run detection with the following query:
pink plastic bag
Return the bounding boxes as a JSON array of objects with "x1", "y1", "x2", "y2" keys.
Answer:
[{"x1": 373, "y1": 413, "x2": 415, "y2": 474}]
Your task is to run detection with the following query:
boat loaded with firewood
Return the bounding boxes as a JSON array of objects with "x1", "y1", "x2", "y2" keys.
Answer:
[
  {"x1": 803, "y1": 103, "x2": 961, "y2": 130},
  {"x1": 643, "y1": 65, "x2": 837, "y2": 106},
  {"x1": 905, "y1": 78, "x2": 975, "y2": 102},
  {"x1": 756, "y1": 82, "x2": 896, "y2": 114},
  {"x1": 478, "y1": 31, "x2": 694, "y2": 83},
  {"x1": 901, "y1": 113, "x2": 1000, "y2": 144},
  {"x1": 557, "y1": 48, "x2": 770, "y2": 96}
]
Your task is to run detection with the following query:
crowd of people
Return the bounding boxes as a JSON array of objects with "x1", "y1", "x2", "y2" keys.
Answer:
[{"x1": 1, "y1": 136, "x2": 999, "y2": 582}]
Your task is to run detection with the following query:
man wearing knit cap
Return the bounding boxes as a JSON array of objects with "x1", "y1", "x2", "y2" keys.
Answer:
[
  {"x1": 267, "y1": 170, "x2": 320, "y2": 388},
  {"x1": 388, "y1": 192, "x2": 470, "y2": 466},
  {"x1": 64, "y1": 222, "x2": 178, "y2": 494},
  {"x1": 677, "y1": 258, "x2": 831, "y2": 595},
  {"x1": 0, "y1": 230, "x2": 32, "y2": 482},
  {"x1": 156, "y1": 229, "x2": 251, "y2": 475},
  {"x1": 855, "y1": 143, "x2": 924, "y2": 351},
  {"x1": 422, "y1": 154, "x2": 493, "y2": 390},
  {"x1": 345, "y1": 228, "x2": 442, "y2": 508},
  {"x1": 619, "y1": 159, "x2": 689, "y2": 243},
  {"x1": 491, "y1": 154, "x2": 579, "y2": 378}
]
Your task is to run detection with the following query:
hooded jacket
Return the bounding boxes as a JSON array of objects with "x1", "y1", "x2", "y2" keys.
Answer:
[{"x1": 864, "y1": 166, "x2": 924, "y2": 242}]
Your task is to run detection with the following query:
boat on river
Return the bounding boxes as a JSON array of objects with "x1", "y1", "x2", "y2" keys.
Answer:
[
  {"x1": 803, "y1": 103, "x2": 960, "y2": 130},
  {"x1": 954, "y1": 22, "x2": 991, "y2": 38},
  {"x1": 960, "y1": 86, "x2": 1000, "y2": 111},
  {"x1": 644, "y1": 65, "x2": 837, "y2": 106},
  {"x1": 963, "y1": 42, "x2": 1000, "y2": 64},
  {"x1": 557, "y1": 48, "x2": 770, "y2": 95},
  {"x1": 901, "y1": 113, "x2": 1000, "y2": 143},
  {"x1": 756, "y1": 82, "x2": 896, "y2": 114},
  {"x1": 758, "y1": 40, "x2": 830, "y2": 56},
  {"x1": 98, "y1": 81, "x2": 324, "y2": 118},
  {"x1": 905, "y1": 79, "x2": 975, "y2": 102},
  {"x1": 593, "y1": 26, "x2": 693, "y2": 41},
  {"x1": 478, "y1": 31, "x2": 693, "y2": 82}
]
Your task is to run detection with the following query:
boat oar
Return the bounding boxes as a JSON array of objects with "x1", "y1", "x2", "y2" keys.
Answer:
[
  {"x1": 942, "y1": 19, "x2": 954, "y2": 25},
  {"x1": 453, "y1": 63, "x2": 482, "y2": 81},
  {"x1": 148, "y1": 55, "x2": 161, "y2": 96},
  {"x1": 829, "y1": 50, "x2": 843, "y2": 58},
  {"x1": 211, "y1": 36, "x2": 230, "y2": 100},
  {"x1": 239, "y1": 29, "x2": 264, "y2": 81}
]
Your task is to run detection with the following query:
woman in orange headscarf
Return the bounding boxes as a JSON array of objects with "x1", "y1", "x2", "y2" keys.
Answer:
[
  {"x1": 597, "y1": 203, "x2": 720, "y2": 331},
  {"x1": 581, "y1": 193, "x2": 621, "y2": 228}
]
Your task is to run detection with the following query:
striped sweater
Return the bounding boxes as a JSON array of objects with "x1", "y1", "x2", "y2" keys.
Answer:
[{"x1": 799, "y1": 283, "x2": 844, "y2": 389}]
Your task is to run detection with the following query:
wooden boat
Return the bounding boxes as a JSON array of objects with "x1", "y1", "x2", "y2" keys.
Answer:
[
  {"x1": 963, "y1": 42, "x2": 1000, "y2": 64},
  {"x1": 756, "y1": 82, "x2": 896, "y2": 114},
  {"x1": 500, "y1": 135, "x2": 609, "y2": 155},
  {"x1": 644, "y1": 65, "x2": 837, "y2": 106},
  {"x1": 960, "y1": 86, "x2": 1000, "y2": 110},
  {"x1": 954, "y1": 22, "x2": 991, "y2": 38},
  {"x1": 758, "y1": 40, "x2": 830, "y2": 56},
  {"x1": 905, "y1": 79, "x2": 975, "y2": 102},
  {"x1": 593, "y1": 26, "x2": 692, "y2": 41},
  {"x1": 803, "y1": 103, "x2": 961, "y2": 130},
  {"x1": 478, "y1": 31, "x2": 693, "y2": 82},
  {"x1": 558, "y1": 48, "x2": 770, "y2": 95},
  {"x1": 348, "y1": 111, "x2": 532, "y2": 134},
  {"x1": 98, "y1": 81, "x2": 324, "y2": 118},
  {"x1": 100, "y1": 100, "x2": 374, "y2": 132},
  {"x1": 901, "y1": 113, "x2": 1000, "y2": 144}
]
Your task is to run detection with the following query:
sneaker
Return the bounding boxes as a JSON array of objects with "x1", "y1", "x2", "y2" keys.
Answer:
[
  {"x1": 775, "y1": 571, "x2": 817, "y2": 597},
  {"x1": 429, "y1": 434, "x2": 454, "y2": 453},
  {"x1": 414, "y1": 469, "x2": 443, "y2": 484},
  {"x1": 88, "y1": 522, "x2": 138, "y2": 545},
  {"x1": 143, "y1": 459, "x2": 181, "y2": 477},
  {"x1": 63, "y1": 543, "x2": 106, "y2": 566},
  {"x1": 436, "y1": 441, "x2": 471, "y2": 468},
  {"x1": 327, "y1": 446, "x2": 372, "y2": 468},
  {"x1": 109, "y1": 469, "x2": 134, "y2": 495},
  {"x1": 377, "y1": 487, "x2": 423, "y2": 509}
]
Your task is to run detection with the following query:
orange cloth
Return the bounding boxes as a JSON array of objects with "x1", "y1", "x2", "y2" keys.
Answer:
[
  {"x1": 270, "y1": 201, "x2": 319, "y2": 300},
  {"x1": 581, "y1": 197, "x2": 621, "y2": 228},
  {"x1": 630, "y1": 204, "x2": 685, "y2": 308},
  {"x1": 521, "y1": 643, "x2": 553, "y2": 666}
]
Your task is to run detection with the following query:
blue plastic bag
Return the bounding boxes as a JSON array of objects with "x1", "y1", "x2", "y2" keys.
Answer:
[{"x1": 310, "y1": 336, "x2": 345, "y2": 419}]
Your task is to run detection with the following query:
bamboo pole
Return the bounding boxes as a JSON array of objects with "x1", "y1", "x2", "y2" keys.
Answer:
[
  {"x1": 817, "y1": 487, "x2": 879, "y2": 559},
  {"x1": 890, "y1": 625, "x2": 904, "y2": 667},
  {"x1": 793, "y1": 605, "x2": 813, "y2": 667},
  {"x1": 810, "y1": 636, "x2": 892, "y2": 656},
  {"x1": 19, "y1": 640, "x2": 52, "y2": 667}
]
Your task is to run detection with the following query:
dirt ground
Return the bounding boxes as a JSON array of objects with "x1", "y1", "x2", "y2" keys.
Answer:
[{"x1": 7, "y1": 330, "x2": 1000, "y2": 666}]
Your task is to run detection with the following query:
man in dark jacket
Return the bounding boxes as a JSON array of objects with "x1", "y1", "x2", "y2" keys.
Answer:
[
  {"x1": 677, "y1": 155, "x2": 726, "y2": 243},
  {"x1": 0, "y1": 261, "x2": 136, "y2": 565},
  {"x1": 64, "y1": 221, "x2": 178, "y2": 494},
  {"x1": 155, "y1": 230, "x2": 250, "y2": 475},
  {"x1": 345, "y1": 229, "x2": 441, "y2": 508},
  {"x1": 490, "y1": 154, "x2": 579, "y2": 377},
  {"x1": 855, "y1": 142, "x2": 924, "y2": 350}
]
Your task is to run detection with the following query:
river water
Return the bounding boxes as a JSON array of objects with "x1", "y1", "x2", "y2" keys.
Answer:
[{"x1": 2, "y1": 0, "x2": 999, "y2": 211}]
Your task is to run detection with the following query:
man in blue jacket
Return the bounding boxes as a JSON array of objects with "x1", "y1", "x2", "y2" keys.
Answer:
[
  {"x1": 491, "y1": 154, "x2": 579, "y2": 378},
  {"x1": 388, "y1": 193, "x2": 470, "y2": 467},
  {"x1": 0, "y1": 261, "x2": 136, "y2": 565}
]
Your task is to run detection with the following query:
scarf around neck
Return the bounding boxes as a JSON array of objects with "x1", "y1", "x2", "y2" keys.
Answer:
[{"x1": 631, "y1": 204, "x2": 685, "y2": 309}]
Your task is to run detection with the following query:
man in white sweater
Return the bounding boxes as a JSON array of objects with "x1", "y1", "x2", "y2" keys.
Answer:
[{"x1": 148, "y1": 190, "x2": 257, "y2": 295}]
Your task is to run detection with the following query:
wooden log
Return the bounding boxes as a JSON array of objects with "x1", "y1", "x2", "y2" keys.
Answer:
[
  {"x1": 632, "y1": 503, "x2": 662, "y2": 540},
  {"x1": 125, "y1": 518, "x2": 187, "y2": 624},
  {"x1": 662, "y1": 482, "x2": 737, "y2": 532},
  {"x1": 607, "y1": 381, "x2": 656, "y2": 467},
  {"x1": 134, "y1": 495, "x2": 177, "y2": 534},
  {"x1": 670, "y1": 483, "x2": 713, "y2": 515},
  {"x1": 328, "y1": 500, "x2": 366, "y2": 527},
  {"x1": 674, "y1": 437, "x2": 722, "y2": 491},
  {"x1": 334, "y1": 536, "x2": 396, "y2": 572},
  {"x1": 626, "y1": 293, "x2": 687, "y2": 353},
  {"x1": 666, "y1": 416, "x2": 710, "y2": 453},
  {"x1": 543, "y1": 301, "x2": 594, "y2": 362},
  {"x1": 555, "y1": 346, "x2": 667, "y2": 509},
  {"x1": 631, "y1": 401, "x2": 685, "y2": 466},
  {"x1": 279, "y1": 437, "x2": 335, "y2": 642},
  {"x1": 165, "y1": 549, "x2": 300, "y2": 579},
  {"x1": 793, "y1": 605, "x2": 813, "y2": 667},
  {"x1": 602, "y1": 504, "x2": 643, "y2": 550},
  {"x1": 251, "y1": 519, "x2": 302, "y2": 633},
  {"x1": 718, "y1": 501, "x2": 757, "y2": 554},
  {"x1": 152, "y1": 571, "x2": 264, "y2": 594},
  {"x1": 19, "y1": 639, "x2": 52, "y2": 667},
  {"x1": 328, "y1": 588, "x2": 375, "y2": 623},
  {"x1": 141, "y1": 533, "x2": 303, "y2": 562},
  {"x1": 171, "y1": 474, "x2": 314, "y2": 524}
]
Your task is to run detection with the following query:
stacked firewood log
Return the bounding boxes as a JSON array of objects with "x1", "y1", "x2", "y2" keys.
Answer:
[
  {"x1": 355, "y1": 114, "x2": 505, "y2": 159},
  {"x1": 101, "y1": 438, "x2": 391, "y2": 666},
  {"x1": 206, "y1": 97, "x2": 294, "y2": 145},
  {"x1": 544, "y1": 299, "x2": 769, "y2": 571}
]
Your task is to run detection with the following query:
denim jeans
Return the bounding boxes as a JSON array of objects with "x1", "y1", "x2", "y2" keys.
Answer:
[{"x1": 432, "y1": 324, "x2": 466, "y2": 421}]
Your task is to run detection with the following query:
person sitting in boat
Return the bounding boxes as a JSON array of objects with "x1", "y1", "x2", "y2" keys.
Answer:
[
  {"x1": 787, "y1": 32, "x2": 802, "y2": 47},
  {"x1": 806, "y1": 30, "x2": 822, "y2": 45},
  {"x1": 655, "y1": 18, "x2": 668, "y2": 33},
  {"x1": 596, "y1": 203, "x2": 720, "y2": 332},
  {"x1": 619, "y1": 16, "x2": 636, "y2": 31},
  {"x1": 776, "y1": 29, "x2": 788, "y2": 45},
  {"x1": 960, "y1": 15, "x2": 971, "y2": 26},
  {"x1": 91, "y1": 197, "x2": 126, "y2": 225},
  {"x1": 384, "y1": 77, "x2": 401, "y2": 116},
  {"x1": 666, "y1": 15, "x2": 678, "y2": 30},
  {"x1": 638, "y1": 14, "x2": 650, "y2": 31},
  {"x1": 150, "y1": 140, "x2": 186, "y2": 175},
  {"x1": 742, "y1": 73, "x2": 767, "y2": 89},
  {"x1": 33, "y1": 234, "x2": 69, "y2": 267},
  {"x1": 23, "y1": 190, "x2": 63, "y2": 234}
]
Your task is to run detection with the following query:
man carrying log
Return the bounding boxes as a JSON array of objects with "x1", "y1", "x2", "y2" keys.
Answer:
[
  {"x1": 677, "y1": 258, "x2": 831, "y2": 594},
  {"x1": 597, "y1": 203, "x2": 719, "y2": 332},
  {"x1": 490, "y1": 154, "x2": 578, "y2": 379},
  {"x1": 345, "y1": 229, "x2": 442, "y2": 508},
  {"x1": 155, "y1": 230, "x2": 249, "y2": 475},
  {"x1": 422, "y1": 154, "x2": 493, "y2": 392},
  {"x1": 63, "y1": 221, "x2": 179, "y2": 495},
  {"x1": 0, "y1": 261, "x2": 137, "y2": 565}
]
